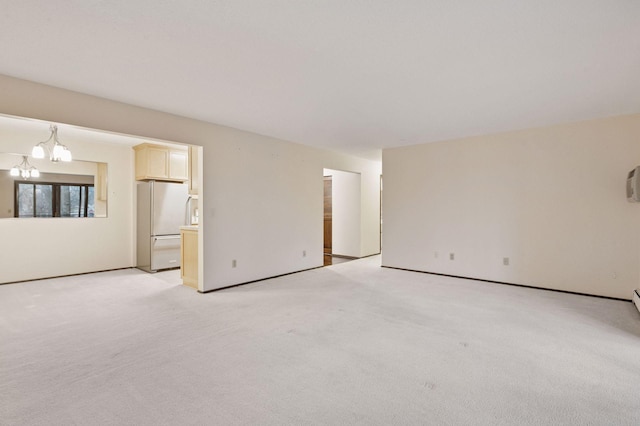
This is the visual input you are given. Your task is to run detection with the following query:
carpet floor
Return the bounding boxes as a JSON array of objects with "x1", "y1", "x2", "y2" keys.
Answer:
[{"x1": 1, "y1": 256, "x2": 639, "y2": 425}]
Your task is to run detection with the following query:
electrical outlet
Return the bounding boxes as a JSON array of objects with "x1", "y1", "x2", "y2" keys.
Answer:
[
  {"x1": 503, "y1": 257, "x2": 509, "y2": 266},
  {"x1": 449, "y1": 253, "x2": 455, "y2": 261},
  {"x1": 303, "y1": 250, "x2": 306, "y2": 257},
  {"x1": 434, "y1": 251, "x2": 439, "y2": 258},
  {"x1": 232, "y1": 259, "x2": 237, "y2": 268}
]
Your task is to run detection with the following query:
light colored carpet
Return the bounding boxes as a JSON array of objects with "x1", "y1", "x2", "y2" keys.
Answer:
[{"x1": 1, "y1": 256, "x2": 639, "y2": 425}]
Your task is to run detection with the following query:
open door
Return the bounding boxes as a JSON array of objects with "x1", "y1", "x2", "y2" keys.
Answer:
[{"x1": 323, "y1": 175, "x2": 332, "y2": 265}]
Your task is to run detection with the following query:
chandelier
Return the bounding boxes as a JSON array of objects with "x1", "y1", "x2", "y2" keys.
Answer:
[
  {"x1": 10, "y1": 155, "x2": 40, "y2": 179},
  {"x1": 32, "y1": 124, "x2": 72, "y2": 162}
]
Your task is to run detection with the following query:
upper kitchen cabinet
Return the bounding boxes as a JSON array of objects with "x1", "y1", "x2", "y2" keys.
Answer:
[
  {"x1": 134, "y1": 143, "x2": 188, "y2": 182},
  {"x1": 188, "y1": 145, "x2": 199, "y2": 195}
]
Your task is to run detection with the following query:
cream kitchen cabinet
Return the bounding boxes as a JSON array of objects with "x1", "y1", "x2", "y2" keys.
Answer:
[
  {"x1": 180, "y1": 226, "x2": 199, "y2": 289},
  {"x1": 134, "y1": 143, "x2": 188, "y2": 182},
  {"x1": 188, "y1": 145, "x2": 199, "y2": 196}
]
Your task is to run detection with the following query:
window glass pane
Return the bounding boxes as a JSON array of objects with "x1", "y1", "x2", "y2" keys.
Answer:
[
  {"x1": 18, "y1": 184, "x2": 34, "y2": 217},
  {"x1": 79, "y1": 186, "x2": 85, "y2": 217},
  {"x1": 60, "y1": 185, "x2": 81, "y2": 217},
  {"x1": 35, "y1": 184, "x2": 53, "y2": 217},
  {"x1": 14, "y1": 182, "x2": 96, "y2": 218},
  {"x1": 87, "y1": 186, "x2": 95, "y2": 217}
]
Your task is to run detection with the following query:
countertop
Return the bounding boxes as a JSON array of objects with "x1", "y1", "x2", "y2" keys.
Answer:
[{"x1": 180, "y1": 225, "x2": 199, "y2": 231}]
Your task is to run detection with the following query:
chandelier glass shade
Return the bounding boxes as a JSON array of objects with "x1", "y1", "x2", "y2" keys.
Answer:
[
  {"x1": 10, "y1": 155, "x2": 40, "y2": 179},
  {"x1": 32, "y1": 124, "x2": 72, "y2": 162}
]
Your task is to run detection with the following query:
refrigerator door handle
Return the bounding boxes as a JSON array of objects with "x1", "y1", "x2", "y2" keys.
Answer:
[
  {"x1": 186, "y1": 196, "x2": 191, "y2": 226},
  {"x1": 153, "y1": 235, "x2": 179, "y2": 241}
]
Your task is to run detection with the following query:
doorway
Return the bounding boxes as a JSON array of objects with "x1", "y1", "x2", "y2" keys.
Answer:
[
  {"x1": 379, "y1": 174, "x2": 383, "y2": 251},
  {"x1": 323, "y1": 175, "x2": 332, "y2": 265},
  {"x1": 323, "y1": 169, "x2": 361, "y2": 266}
]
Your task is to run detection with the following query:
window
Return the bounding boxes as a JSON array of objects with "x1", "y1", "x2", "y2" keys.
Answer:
[{"x1": 15, "y1": 182, "x2": 95, "y2": 218}]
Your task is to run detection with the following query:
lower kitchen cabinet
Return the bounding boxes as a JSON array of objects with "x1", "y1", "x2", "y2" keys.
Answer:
[{"x1": 180, "y1": 226, "x2": 199, "y2": 289}]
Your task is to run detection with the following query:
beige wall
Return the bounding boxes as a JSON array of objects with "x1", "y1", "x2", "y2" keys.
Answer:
[
  {"x1": 0, "y1": 118, "x2": 134, "y2": 283},
  {"x1": 197, "y1": 125, "x2": 380, "y2": 290},
  {"x1": 0, "y1": 74, "x2": 381, "y2": 290},
  {"x1": 383, "y1": 114, "x2": 640, "y2": 299},
  {"x1": 0, "y1": 173, "x2": 14, "y2": 217}
]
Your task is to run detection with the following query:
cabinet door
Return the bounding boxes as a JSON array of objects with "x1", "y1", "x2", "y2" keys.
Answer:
[
  {"x1": 169, "y1": 150, "x2": 188, "y2": 181},
  {"x1": 146, "y1": 147, "x2": 169, "y2": 178},
  {"x1": 136, "y1": 146, "x2": 169, "y2": 179},
  {"x1": 181, "y1": 229, "x2": 198, "y2": 289},
  {"x1": 188, "y1": 145, "x2": 199, "y2": 195}
]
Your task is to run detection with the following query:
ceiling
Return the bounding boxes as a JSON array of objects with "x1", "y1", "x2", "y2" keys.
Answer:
[
  {"x1": 1, "y1": 1, "x2": 639, "y2": 160},
  {"x1": 0, "y1": 114, "x2": 152, "y2": 148}
]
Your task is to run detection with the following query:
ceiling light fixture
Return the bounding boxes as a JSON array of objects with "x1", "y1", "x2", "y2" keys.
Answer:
[
  {"x1": 10, "y1": 155, "x2": 40, "y2": 179},
  {"x1": 32, "y1": 124, "x2": 72, "y2": 162}
]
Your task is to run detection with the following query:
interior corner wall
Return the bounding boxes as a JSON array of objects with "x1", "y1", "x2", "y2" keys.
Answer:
[
  {"x1": 201, "y1": 129, "x2": 380, "y2": 291},
  {"x1": 382, "y1": 114, "x2": 640, "y2": 299},
  {"x1": 359, "y1": 166, "x2": 382, "y2": 257},
  {"x1": 0, "y1": 74, "x2": 381, "y2": 290},
  {"x1": 0, "y1": 122, "x2": 134, "y2": 283},
  {"x1": 324, "y1": 169, "x2": 361, "y2": 257}
]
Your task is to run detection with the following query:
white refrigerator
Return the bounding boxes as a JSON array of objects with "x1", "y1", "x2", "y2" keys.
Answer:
[{"x1": 136, "y1": 181, "x2": 191, "y2": 272}]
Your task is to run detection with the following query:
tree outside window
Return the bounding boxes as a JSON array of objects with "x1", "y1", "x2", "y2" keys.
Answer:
[{"x1": 15, "y1": 182, "x2": 94, "y2": 218}]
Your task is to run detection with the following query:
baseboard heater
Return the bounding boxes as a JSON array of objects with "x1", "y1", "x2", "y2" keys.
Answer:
[{"x1": 634, "y1": 289, "x2": 640, "y2": 314}]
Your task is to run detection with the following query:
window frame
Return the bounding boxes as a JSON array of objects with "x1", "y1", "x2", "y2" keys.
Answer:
[{"x1": 14, "y1": 181, "x2": 95, "y2": 218}]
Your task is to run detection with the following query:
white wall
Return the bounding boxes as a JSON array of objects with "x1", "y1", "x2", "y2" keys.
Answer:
[
  {"x1": 200, "y1": 128, "x2": 380, "y2": 290},
  {"x1": 0, "y1": 74, "x2": 381, "y2": 291},
  {"x1": 383, "y1": 114, "x2": 640, "y2": 299},
  {"x1": 0, "y1": 116, "x2": 135, "y2": 283},
  {"x1": 324, "y1": 169, "x2": 361, "y2": 257}
]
